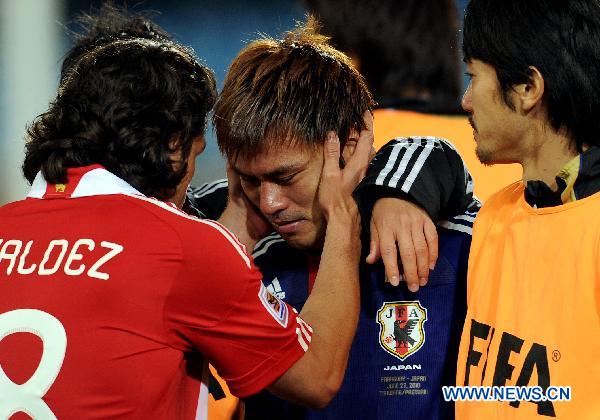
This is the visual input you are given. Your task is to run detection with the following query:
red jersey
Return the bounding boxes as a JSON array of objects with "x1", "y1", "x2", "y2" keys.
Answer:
[{"x1": 0, "y1": 166, "x2": 311, "y2": 419}]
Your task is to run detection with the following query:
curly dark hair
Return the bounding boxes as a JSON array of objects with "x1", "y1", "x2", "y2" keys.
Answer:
[
  {"x1": 24, "y1": 34, "x2": 216, "y2": 200},
  {"x1": 60, "y1": 3, "x2": 172, "y2": 83}
]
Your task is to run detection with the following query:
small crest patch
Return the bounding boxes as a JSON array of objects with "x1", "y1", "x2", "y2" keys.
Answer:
[
  {"x1": 377, "y1": 301, "x2": 427, "y2": 360},
  {"x1": 259, "y1": 283, "x2": 289, "y2": 328}
]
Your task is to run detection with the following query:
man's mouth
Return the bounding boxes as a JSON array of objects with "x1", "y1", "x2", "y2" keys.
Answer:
[{"x1": 273, "y1": 219, "x2": 305, "y2": 234}]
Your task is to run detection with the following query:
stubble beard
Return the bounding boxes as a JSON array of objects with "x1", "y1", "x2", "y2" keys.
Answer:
[
  {"x1": 475, "y1": 144, "x2": 494, "y2": 166},
  {"x1": 282, "y1": 221, "x2": 326, "y2": 251}
]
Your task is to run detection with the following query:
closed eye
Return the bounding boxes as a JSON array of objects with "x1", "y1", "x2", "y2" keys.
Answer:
[
  {"x1": 274, "y1": 173, "x2": 297, "y2": 185},
  {"x1": 240, "y1": 175, "x2": 260, "y2": 186}
]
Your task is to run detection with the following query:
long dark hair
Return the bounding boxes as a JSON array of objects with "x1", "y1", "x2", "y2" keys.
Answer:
[{"x1": 24, "y1": 9, "x2": 216, "y2": 200}]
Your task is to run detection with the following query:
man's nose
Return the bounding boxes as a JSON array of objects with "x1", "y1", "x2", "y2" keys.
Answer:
[
  {"x1": 259, "y1": 182, "x2": 288, "y2": 216},
  {"x1": 461, "y1": 82, "x2": 473, "y2": 112}
]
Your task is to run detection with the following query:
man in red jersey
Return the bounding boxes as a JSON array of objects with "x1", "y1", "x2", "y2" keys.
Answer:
[{"x1": 0, "y1": 10, "x2": 371, "y2": 419}]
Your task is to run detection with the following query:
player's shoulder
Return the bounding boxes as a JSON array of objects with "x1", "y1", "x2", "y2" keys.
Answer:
[
  {"x1": 252, "y1": 232, "x2": 306, "y2": 265},
  {"x1": 187, "y1": 179, "x2": 229, "y2": 219},
  {"x1": 489, "y1": 181, "x2": 523, "y2": 200},
  {"x1": 466, "y1": 182, "x2": 523, "y2": 242},
  {"x1": 480, "y1": 181, "x2": 523, "y2": 214},
  {"x1": 123, "y1": 194, "x2": 251, "y2": 266},
  {"x1": 0, "y1": 198, "x2": 27, "y2": 215},
  {"x1": 188, "y1": 179, "x2": 228, "y2": 199},
  {"x1": 378, "y1": 135, "x2": 453, "y2": 152},
  {"x1": 252, "y1": 233, "x2": 287, "y2": 259},
  {"x1": 122, "y1": 194, "x2": 212, "y2": 229}
]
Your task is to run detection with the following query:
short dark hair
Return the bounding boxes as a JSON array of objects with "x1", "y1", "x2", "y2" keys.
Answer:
[
  {"x1": 463, "y1": 0, "x2": 600, "y2": 151},
  {"x1": 305, "y1": 0, "x2": 461, "y2": 113},
  {"x1": 214, "y1": 17, "x2": 374, "y2": 160},
  {"x1": 24, "y1": 12, "x2": 216, "y2": 200}
]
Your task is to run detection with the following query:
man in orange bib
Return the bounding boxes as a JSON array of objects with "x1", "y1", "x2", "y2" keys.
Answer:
[{"x1": 455, "y1": 0, "x2": 600, "y2": 418}]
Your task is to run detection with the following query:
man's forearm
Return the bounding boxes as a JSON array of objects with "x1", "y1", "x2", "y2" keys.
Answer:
[
  {"x1": 267, "y1": 119, "x2": 373, "y2": 407},
  {"x1": 299, "y1": 213, "x2": 361, "y2": 394},
  {"x1": 267, "y1": 213, "x2": 361, "y2": 407}
]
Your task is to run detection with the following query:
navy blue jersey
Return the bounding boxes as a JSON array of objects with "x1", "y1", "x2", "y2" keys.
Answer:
[
  {"x1": 187, "y1": 137, "x2": 479, "y2": 420},
  {"x1": 244, "y1": 219, "x2": 472, "y2": 420}
]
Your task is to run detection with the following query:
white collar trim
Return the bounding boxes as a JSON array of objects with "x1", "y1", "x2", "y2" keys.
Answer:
[{"x1": 27, "y1": 167, "x2": 143, "y2": 199}]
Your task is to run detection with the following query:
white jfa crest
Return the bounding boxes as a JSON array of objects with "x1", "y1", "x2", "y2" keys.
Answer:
[{"x1": 377, "y1": 301, "x2": 427, "y2": 360}]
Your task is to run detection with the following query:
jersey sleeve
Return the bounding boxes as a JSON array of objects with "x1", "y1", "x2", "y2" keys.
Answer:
[
  {"x1": 355, "y1": 136, "x2": 481, "y2": 222},
  {"x1": 163, "y1": 219, "x2": 310, "y2": 398},
  {"x1": 185, "y1": 180, "x2": 229, "y2": 219}
]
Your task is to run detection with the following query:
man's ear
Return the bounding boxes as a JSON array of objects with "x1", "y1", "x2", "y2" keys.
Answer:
[
  {"x1": 513, "y1": 66, "x2": 545, "y2": 113},
  {"x1": 341, "y1": 127, "x2": 360, "y2": 164},
  {"x1": 168, "y1": 135, "x2": 183, "y2": 164}
]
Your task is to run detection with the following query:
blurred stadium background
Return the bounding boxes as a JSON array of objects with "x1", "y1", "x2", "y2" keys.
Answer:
[{"x1": 0, "y1": 0, "x2": 469, "y2": 205}]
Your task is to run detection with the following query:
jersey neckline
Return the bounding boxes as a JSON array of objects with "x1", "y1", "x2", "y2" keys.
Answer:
[
  {"x1": 27, "y1": 165, "x2": 143, "y2": 200},
  {"x1": 518, "y1": 182, "x2": 600, "y2": 215}
]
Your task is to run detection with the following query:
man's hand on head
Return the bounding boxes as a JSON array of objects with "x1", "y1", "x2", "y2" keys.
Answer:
[
  {"x1": 269, "y1": 112, "x2": 374, "y2": 407},
  {"x1": 318, "y1": 111, "x2": 374, "y2": 220},
  {"x1": 365, "y1": 198, "x2": 438, "y2": 292}
]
